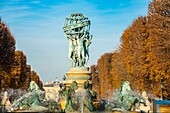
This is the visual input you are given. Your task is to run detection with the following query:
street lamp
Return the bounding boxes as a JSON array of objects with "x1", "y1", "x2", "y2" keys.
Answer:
[{"x1": 160, "y1": 80, "x2": 163, "y2": 100}]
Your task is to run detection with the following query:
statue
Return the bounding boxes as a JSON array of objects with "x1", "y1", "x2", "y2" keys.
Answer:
[
  {"x1": 84, "y1": 33, "x2": 92, "y2": 65},
  {"x1": 43, "y1": 99, "x2": 62, "y2": 112},
  {"x1": 10, "y1": 81, "x2": 47, "y2": 111},
  {"x1": 81, "y1": 80, "x2": 97, "y2": 112},
  {"x1": 65, "y1": 81, "x2": 79, "y2": 112},
  {"x1": 9, "y1": 81, "x2": 62, "y2": 112},
  {"x1": 64, "y1": 33, "x2": 76, "y2": 67},
  {"x1": 59, "y1": 81, "x2": 97, "y2": 112},
  {"x1": 63, "y1": 13, "x2": 92, "y2": 67},
  {"x1": 114, "y1": 81, "x2": 132, "y2": 101},
  {"x1": 104, "y1": 81, "x2": 146, "y2": 112},
  {"x1": 121, "y1": 94, "x2": 146, "y2": 111},
  {"x1": 9, "y1": 81, "x2": 61, "y2": 112}
]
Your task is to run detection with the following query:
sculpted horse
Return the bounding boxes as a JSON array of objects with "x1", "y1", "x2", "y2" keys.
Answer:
[
  {"x1": 114, "y1": 81, "x2": 132, "y2": 98},
  {"x1": 65, "y1": 81, "x2": 79, "y2": 112},
  {"x1": 81, "y1": 81, "x2": 96, "y2": 112},
  {"x1": 121, "y1": 94, "x2": 146, "y2": 111},
  {"x1": 10, "y1": 81, "x2": 46, "y2": 111},
  {"x1": 105, "y1": 81, "x2": 146, "y2": 111}
]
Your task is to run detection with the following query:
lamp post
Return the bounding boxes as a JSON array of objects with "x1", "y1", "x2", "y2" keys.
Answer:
[{"x1": 160, "y1": 80, "x2": 163, "y2": 100}]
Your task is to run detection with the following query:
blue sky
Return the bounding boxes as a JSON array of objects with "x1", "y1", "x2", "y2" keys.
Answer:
[{"x1": 0, "y1": 0, "x2": 149, "y2": 82}]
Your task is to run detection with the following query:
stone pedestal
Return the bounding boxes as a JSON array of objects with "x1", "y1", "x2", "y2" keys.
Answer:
[{"x1": 64, "y1": 67, "x2": 91, "y2": 90}]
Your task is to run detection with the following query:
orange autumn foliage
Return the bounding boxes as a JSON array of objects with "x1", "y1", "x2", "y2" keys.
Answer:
[
  {"x1": 91, "y1": 0, "x2": 170, "y2": 99},
  {"x1": 0, "y1": 18, "x2": 43, "y2": 90}
]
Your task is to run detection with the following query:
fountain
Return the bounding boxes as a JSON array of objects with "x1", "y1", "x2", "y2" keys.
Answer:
[
  {"x1": 103, "y1": 81, "x2": 147, "y2": 112},
  {"x1": 7, "y1": 81, "x2": 62, "y2": 112},
  {"x1": 58, "y1": 80, "x2": 148, "y2": 112},
  {"x1": 0, "y1": 80, "x2": 148, "y2": 112},
  {"x1": 59, "y1": 80, "x2": 97, "y2": 112},
  {"x1": 60, "y1": 13, "x2": 148, "y2": 113},
  {"x1": 0, "y1": 13, "x2": 152, "y2": 113}
]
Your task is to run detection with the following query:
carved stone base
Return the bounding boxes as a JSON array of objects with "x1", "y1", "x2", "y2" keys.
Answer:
[{"x1": 64, "y1": 67, "x2": 91, "y2": 90}]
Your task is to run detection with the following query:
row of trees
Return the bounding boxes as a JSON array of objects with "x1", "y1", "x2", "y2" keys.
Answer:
[
  {"x1": 91, "y1": 0, "x2": 170, "y2": 100},
  {"x1": 0, "y1": 18, "x2": 43, "y2": 90}
]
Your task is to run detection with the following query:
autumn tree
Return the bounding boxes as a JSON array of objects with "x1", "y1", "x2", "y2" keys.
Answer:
[
  {"x1": 10, "y1": 51, "x2": 27, "y2": 88},
  {"x1": 95, "y1": 53, "x2": 113, "y2": 99},
  {"x1": 147, "y1": 0, "x2": 170, "y2": 99},
  {"x1": 0, "y1": 18, "x2": 43, "y2": 91},
  {"x1": 111, "y1": 49, "x2": 128, "y2": 90},
  {"x1": 120, "y1": 16, "x2": 150, "y2": 92},
  {"x1": 91, "y1": 0, "x2": 170, "y2": 99},
  {"x1": 0, "y1": 18, "x2": 16, "y2": 90},
  {"x1": 0, "y1": 18, "x2": 15, "y2": 71}
]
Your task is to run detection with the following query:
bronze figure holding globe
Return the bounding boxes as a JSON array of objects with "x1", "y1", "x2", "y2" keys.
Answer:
[
  {"x1": 63, "y1": 13, "x2": 92, "y2": 67},
  {"x1": 63, "y1": 13, "x2": 92, "y2": 89}
]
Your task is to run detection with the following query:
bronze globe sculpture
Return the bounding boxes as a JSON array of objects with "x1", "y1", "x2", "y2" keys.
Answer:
[{"x1": 63, "y1": 13, "x2": 92, "y2": 67}]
